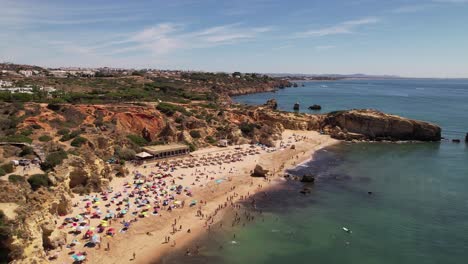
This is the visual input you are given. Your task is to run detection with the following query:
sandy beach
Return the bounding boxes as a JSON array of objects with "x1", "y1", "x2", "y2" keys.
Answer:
[{"x1": 52, "y1": 130, "x2": 337, "y2": 264}]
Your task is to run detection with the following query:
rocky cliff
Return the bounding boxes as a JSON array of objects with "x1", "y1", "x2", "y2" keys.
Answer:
[{"x1": 321, "y1": 109, "x2": 441, "y2": 141}]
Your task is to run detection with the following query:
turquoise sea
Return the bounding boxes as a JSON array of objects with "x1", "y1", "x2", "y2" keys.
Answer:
[{"x1": 161, "y1": 79, "x2": 468, "y2": 264}]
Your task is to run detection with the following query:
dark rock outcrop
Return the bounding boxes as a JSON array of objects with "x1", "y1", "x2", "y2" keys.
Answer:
[
  {"x1": 264, "y1": 99, "x2": 278, "y2": 110},
  {"x1": 465, "y1": 133, "x2": 468, "y2": 143},
  {"x1": 293, "y1": 102, "x2": 300, "y2": 111},
  {"x1": 301, "y1": 175, "x2": 315, "y2": 183},
  {"x1": 142, "y1": 127, "x2": 152, "y2": 142},
  {"x1": 308, "y1": 105, "x2": 322, "y2": 110},
  {"x1": 251, "y1": 164, "x2": 269, "y2": 177},
  {"x1": 322, "y1": 109, "x2": 441, "y2": 141}
]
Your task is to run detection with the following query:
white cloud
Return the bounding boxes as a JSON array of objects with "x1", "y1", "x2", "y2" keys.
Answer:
[
  {"x1": 296, "y1": 17, "x2": 379, "y2": 38},
  {"x1": 391, "y1": 5, "x2": 433, "y2": 13},
  {"x1": 46, "y1": 22, "x2": 273, "y2": 59}
]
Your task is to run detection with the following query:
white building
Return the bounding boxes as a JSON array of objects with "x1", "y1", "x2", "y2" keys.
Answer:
[
  {"x1": 50, "y1": 70, "x2": 68, "y2": 78},
  {"x1": 0, "y1": 80, "x2": 13, "y2": 87},
  {"x1": 0, "y1": 87, "x2": 33, "y2": 94},
  {"x1": 41, "y1": 86, "x2": 56, "y2": 93},
  {"x1": 19, "y1": 70, "x2": 33, "y2": 77}
]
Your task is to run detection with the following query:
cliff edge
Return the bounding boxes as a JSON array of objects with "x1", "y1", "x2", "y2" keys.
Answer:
[{"x1": 321, "y1": 109, "x2": 441, "y2": 141}]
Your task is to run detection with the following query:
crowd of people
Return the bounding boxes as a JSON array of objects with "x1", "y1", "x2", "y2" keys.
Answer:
[{"x1": 50, "y1": 134, "x2": 310, "y2": 263}]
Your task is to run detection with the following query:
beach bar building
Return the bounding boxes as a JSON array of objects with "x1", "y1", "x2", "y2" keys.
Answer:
[{"x1": 142, "y1": 144, "x2": 190, "y2": 159}]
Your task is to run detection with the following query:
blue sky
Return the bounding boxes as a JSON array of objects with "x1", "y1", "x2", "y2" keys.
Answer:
[{"x1": 0, "y1": 0, "x2": 467, "y2": 77}]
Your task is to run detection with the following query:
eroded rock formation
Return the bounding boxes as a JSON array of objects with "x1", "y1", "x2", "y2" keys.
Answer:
[{"x1": 321, "y1": 109, "x2": 441, "y2": 141}]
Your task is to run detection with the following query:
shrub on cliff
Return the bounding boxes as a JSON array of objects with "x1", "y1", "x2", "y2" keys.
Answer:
[
  {"x1": 59, "y1": 130, "x2": 81, "y2": 142},
  {"x1": 189, "y1": 130, "x2": 202, "y2": 139},
  {"x1": 156, "y1": 102, "x2": 189, "y2": 116},
  {"x1": 0, "y1": 163, "x2": 14, "y2": 174},
  {"x1": 0, "y1": 135, "x2": 32, "y2": 144},
  {"x1": 0, "y1": 210, "x2": 13, "y2": 261},
  {"x1": 70, "y1": 136, "x2": 87, "y2": 147},
  {"x1": 38, "y1": 135, "x2": 52, "y2": 142},
  {"x1": 27, "y1": 174, "x2": 51, "y2": 191},
  {"x1": 20, "y1": 129, "x2": 33, "y2": 136},
  {"x1": 205, "y1": 136, "x2": 217, "y2": 144},
  {"x1": 8, "y1": 174, "x2": 24, "y2": 183},
  {"x1": 116, "y1": 148, "x2": 136, "y2": 160},
  {"x1": 127, "y1": 135, "x2": 148, "y2": 147},
  {"x1": 239, "y1": 122, "x2": 259, "y2": 136},
  {"x1": 41, "y1": 150, "x2": 68, "y2": 171},
  {"x1": 57, "y1": 128, "x2": 70, "y2": 136},
  {"x1": 0, "y1": 168, "x2": 5, "y2": 177},
  {"x1": 19, "y1": 146, "x2": 34, "y2": 157}
]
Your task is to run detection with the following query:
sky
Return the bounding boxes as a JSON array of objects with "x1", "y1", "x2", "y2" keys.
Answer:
[{"x1": 0, "y1": 0, "x2": 467, "y2": 78}]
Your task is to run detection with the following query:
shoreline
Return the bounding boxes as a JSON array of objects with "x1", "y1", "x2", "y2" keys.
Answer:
[
  {"x1": 137, "y1": 130, "x2": 338, "y2": 264},
  {"x1": 53, "y1": 130, "x2": 338, "y2": 264}
]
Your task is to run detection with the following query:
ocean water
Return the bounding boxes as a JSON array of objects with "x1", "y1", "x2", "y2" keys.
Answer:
[{"x1": 161, "y1": 79, "x2": 468, "y2": 264}]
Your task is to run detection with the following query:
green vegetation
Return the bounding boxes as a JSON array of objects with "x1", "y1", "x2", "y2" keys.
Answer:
[
  {"x1": 126, "y1": 134, "x2": 148, "y2": 147},
  {"x1": 185, "y1": 142, "x2": 196, "y2": 152},
  {"x1": 0, "y1": 92, "x2": 33, "y2": 102},
  {"x1": 205, "y1": 136, "x2": 217, "y2": 144},
  {"x1": 27, "y1": 174, "x2": 51, "y2": 191},
  {"x1": 19, "y1": 146, "x2": 34, "y2": 157},
  {"x1": 38, "y1": 135, "x2": 52, "y2": 142},
  {"x1": 156, "y1": 102, "x2": 190, "y2": 116},
  {"x1": 70, "y1": 136, "x2": 87, "y2": 147},
  {"x1": 20, "y1": 129, "x2": 33, "y2": 136},
  {"x1": 0, "y1": 135, "x2": 32, "y2": 144},
  {"x1": 239, "y1": 122, "x2": 259, "y2": 136},
  {"x1": 59, "y1": 130, "x2": 81, "y2": 142},
  {"x1": 57, "y1": 128, "x2": 70, "y2": 135},
  {"x1": 116, "y1": 148, "x2": 136, "y2": 160},
  {"x1": 8, "y1": 174, "x2": 24, "y2": 183},
  {"x1": 189, "y1": 130, "x2": 202, "y2": 139},
  {"x1": 0, "y1": 168, "x2": 5, "y2": 177},
  {"x1": 41, "y1": 150, "x2": 68, "y2": 171},
  {"x1": 0, "y1": 210, "x2": 12, "y2": 262},
  {"x1": 0, "y1": 163, "x2": 14, "y2": 174}
]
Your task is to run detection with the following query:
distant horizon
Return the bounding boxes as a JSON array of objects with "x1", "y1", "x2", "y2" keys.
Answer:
[{"x1": 4, "y1": 61, "x2": 468, "y2": 80}]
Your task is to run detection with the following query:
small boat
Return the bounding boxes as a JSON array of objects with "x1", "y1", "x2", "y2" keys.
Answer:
[{"x1": 342, "y1": 227, "x2": 352, "y2": 233}]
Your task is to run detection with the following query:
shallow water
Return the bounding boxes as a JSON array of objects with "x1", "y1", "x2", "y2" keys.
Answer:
[{"x1": 161, "y1": 79, "x2": 468, "y2": 264}]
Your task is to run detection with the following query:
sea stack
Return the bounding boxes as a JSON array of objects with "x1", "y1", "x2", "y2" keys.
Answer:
[
  {"x1": 309, "y1": 104, "x2": 322, "y2": 110},
  {"x1": 264, "y1": 99, "x2": 278, "y2": 110},
  {"x1": 293, "y1": 102, "x2": 300, "y2": 111}
]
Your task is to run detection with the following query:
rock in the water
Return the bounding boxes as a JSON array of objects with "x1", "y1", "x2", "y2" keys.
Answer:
[
  {"x1": 293, "y1": 102, "x2": 300, "y2": 111},
  {"x1": 308, "y1": 104, "x2": 322, "y2": 110},
  {"x1": 301, "y1": 175, "x2": 315, "y2": 183},
  {"x1": 465, "y1": 133, "x2": 468, "y2": 143},
  {"x1": 322, "y1": 109, "x2": 441, "y2": 141},
  {"x1": 452, "y1": 139, "x2": 461, "y2": 143},
  {"x1": 300, "y1": 187, "x2": 311, "y2": 194},
  {"x1": 264, "y1": 99, "x2": 278, "y2": 110},
  {"x1": 251, "y1": 164, "x2": 269, "y2": 177}
]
